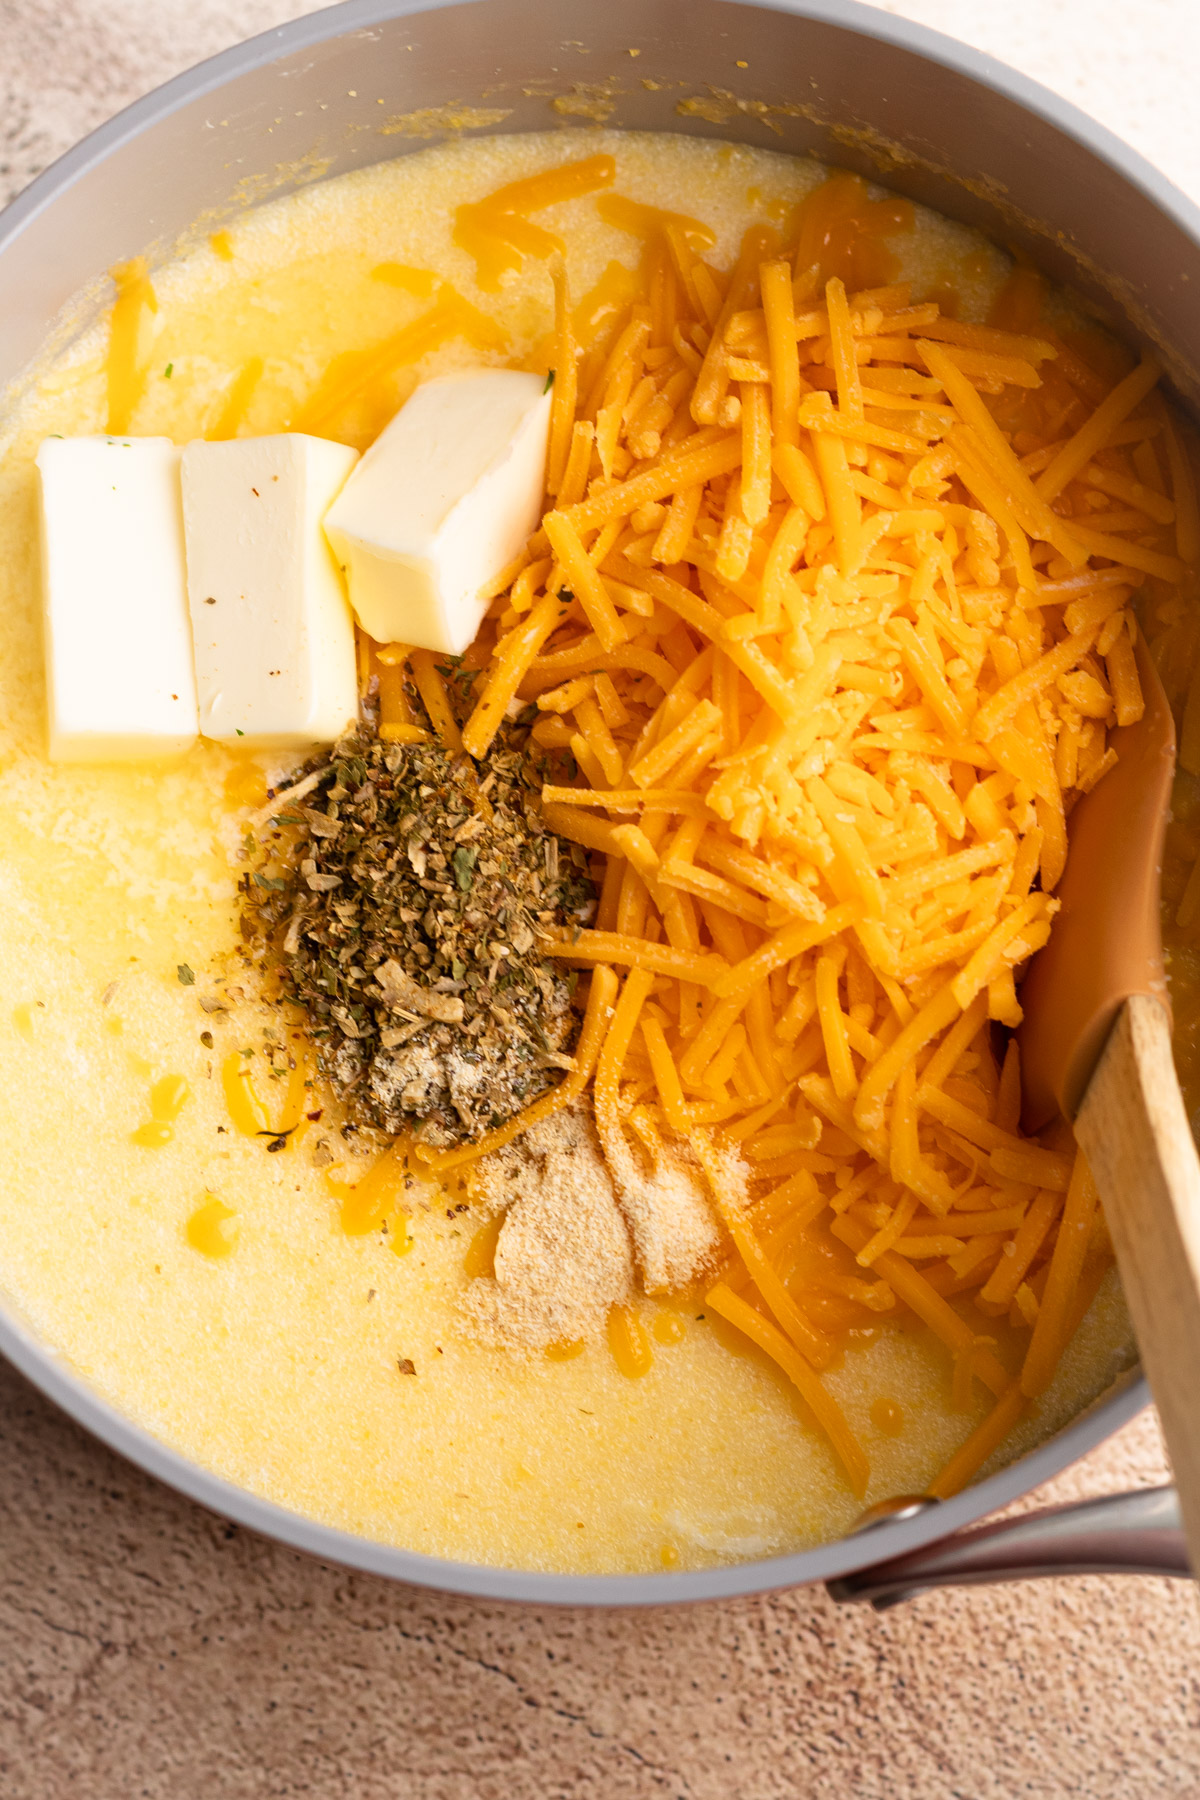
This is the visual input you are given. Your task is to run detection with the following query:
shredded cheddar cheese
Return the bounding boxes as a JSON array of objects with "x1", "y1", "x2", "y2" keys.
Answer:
[
  {"x1": 381, "y1": 160, "x2": 1199, "y2": 1503},
  {"x1": 105, "y1": 258, "x2": 159, "y2": 435}
]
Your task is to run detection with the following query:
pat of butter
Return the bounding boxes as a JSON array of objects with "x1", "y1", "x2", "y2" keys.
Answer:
[
  {"x1": 323, "y1": 369, "x2": 552, "y2": 655},
  {"x1": 36, "y1": 435, "x2": 198, "y2": 762},
  {"x1": 181, "y1": 434, "x2": 360, "y2": 748}
]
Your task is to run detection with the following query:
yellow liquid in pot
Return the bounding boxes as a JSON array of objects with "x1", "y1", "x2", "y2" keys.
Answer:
[{"x1": 0, "y1": 132, "x2": 1136, "y2": 1574}]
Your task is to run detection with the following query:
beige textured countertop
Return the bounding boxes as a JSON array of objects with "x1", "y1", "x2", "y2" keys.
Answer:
[{"x1": 2, "y1": 3, "x2": 1200, "y2": 1793}]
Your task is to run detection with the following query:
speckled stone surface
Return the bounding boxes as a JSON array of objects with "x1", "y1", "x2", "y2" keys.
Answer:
[{"x1": 2, "y1": 3, "x2": 1200, "y2": 1794}]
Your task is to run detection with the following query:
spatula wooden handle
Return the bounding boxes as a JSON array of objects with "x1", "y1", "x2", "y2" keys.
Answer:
[{"x1": 1075, "y1": 994, "x2": 1200, "y2": 1576}]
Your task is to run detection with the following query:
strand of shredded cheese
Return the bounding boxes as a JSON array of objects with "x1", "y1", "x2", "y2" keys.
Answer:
[{"x1": 402, "y1": 160, "x2": 1193, "y2": 1498}]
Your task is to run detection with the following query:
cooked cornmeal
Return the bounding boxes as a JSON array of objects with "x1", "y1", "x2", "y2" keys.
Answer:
[{"x1": 6, "y1": 127, "x2": 1193, "y2": 1575}]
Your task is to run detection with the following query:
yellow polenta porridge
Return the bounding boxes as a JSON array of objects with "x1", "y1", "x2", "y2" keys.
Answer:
[{"x1": 0, "y1": 129, "x2": 1195, "y2": 1576}]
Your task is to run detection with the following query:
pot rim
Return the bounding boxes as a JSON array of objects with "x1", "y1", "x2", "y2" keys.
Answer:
[
  {"x1": 0, "y1": 0, "x2": 1179, "y2": 1604},
  {"x1": 0, "y1": 1294, "x2": 1149, "y2": 1604},
  {"x1": 3, "y1": 0, "x2": 1199, "y2": 265}
]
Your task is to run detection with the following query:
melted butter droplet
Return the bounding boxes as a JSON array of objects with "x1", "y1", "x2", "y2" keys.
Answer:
[
  {"x1": 222, "y1": 1053, "x2": 270, "y2": 1137},
  {"x1": 328, "y1": 1145, "x2": 406, "y2": 1236},
  {"x1": 870, "y1": 1396, "x2": 905, "y2": 1436},
  {"x1": 187, "y1": 1196, "x2": 238, "y2": 1257},
  {"x1": 222, "y1": 760, "x2": 265, "y2": 810},
  {"x1": 150, "y1": 1074, "x2": 192, "y2": 1123},
  {"x1": 131, "y1": 1121, "x2": 173, "y2": 1148}
]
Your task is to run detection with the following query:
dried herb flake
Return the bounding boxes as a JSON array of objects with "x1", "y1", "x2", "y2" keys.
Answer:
[
  {"x1": 241, "y1": 715, "x2": 594, "y2": 1148},
  {"x1": 451, "y1": 845, "x2": 478, "y2": 893}
]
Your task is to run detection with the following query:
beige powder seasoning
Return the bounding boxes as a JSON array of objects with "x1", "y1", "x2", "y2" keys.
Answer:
[
  {"x1": 461, "y1": 1104, "x2": 734, "y2": 1350},
  {"x1": 460, "y1": 1111, "x2": 635, "y2": 1350},
  {"x1": 601, "y1": 1118, "x2": 728, "y2": 1294}
]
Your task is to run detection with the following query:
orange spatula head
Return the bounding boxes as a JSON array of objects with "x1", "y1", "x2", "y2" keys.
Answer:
[{"x1": 1019, "y1": 639, "x2": 1175, "y2": 1133}]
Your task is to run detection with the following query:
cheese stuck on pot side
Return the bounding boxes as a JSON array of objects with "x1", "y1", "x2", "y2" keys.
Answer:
[
  {"x1": 323, "y1": 369, "x2": 552, "y2": 655},
  {"x1": 36, "y1": 436, "x2": 199, "y2": 762},
  {"x1": 181, "y1": 433, "x2": 360, "y2": 748}
]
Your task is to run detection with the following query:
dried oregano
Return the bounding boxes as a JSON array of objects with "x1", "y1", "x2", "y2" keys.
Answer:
[{"x1": 241, "y1": 710, "x2": 595, "y2": 1148}]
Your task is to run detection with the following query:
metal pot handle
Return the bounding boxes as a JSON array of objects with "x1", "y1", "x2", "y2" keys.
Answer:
[{"x1": 827, "y1": 1485, "x2": 1191, "y2": 1609}]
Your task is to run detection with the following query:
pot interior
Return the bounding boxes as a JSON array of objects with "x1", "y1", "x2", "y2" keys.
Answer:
[{"x1": 0, "y1": 0, "x2": 1187, "y2": 1602}]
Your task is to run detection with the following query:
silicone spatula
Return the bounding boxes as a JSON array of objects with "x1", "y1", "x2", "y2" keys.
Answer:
[{"x1": 1019, "y1": 639, "x2": 1200, "y2": 1573}]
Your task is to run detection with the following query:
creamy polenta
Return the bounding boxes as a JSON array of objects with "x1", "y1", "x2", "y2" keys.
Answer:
[{"x1": 0, "y1": 132, "x2": 1145, "y2": 1574}]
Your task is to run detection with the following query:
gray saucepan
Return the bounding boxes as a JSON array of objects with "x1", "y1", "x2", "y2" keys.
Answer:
[{"x1": 0, "y1": 0, "x2": 1195, "y2": 1608}]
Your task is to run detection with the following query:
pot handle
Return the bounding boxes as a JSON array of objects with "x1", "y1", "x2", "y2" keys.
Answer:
[{"x1": 827, "y1": 1485, "x2": 1192, "y2": 1610}]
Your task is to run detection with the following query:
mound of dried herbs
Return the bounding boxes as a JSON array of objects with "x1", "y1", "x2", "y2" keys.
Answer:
[{"x1": 241, "y1": 712, "x2": 595, "y2": 1149}]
